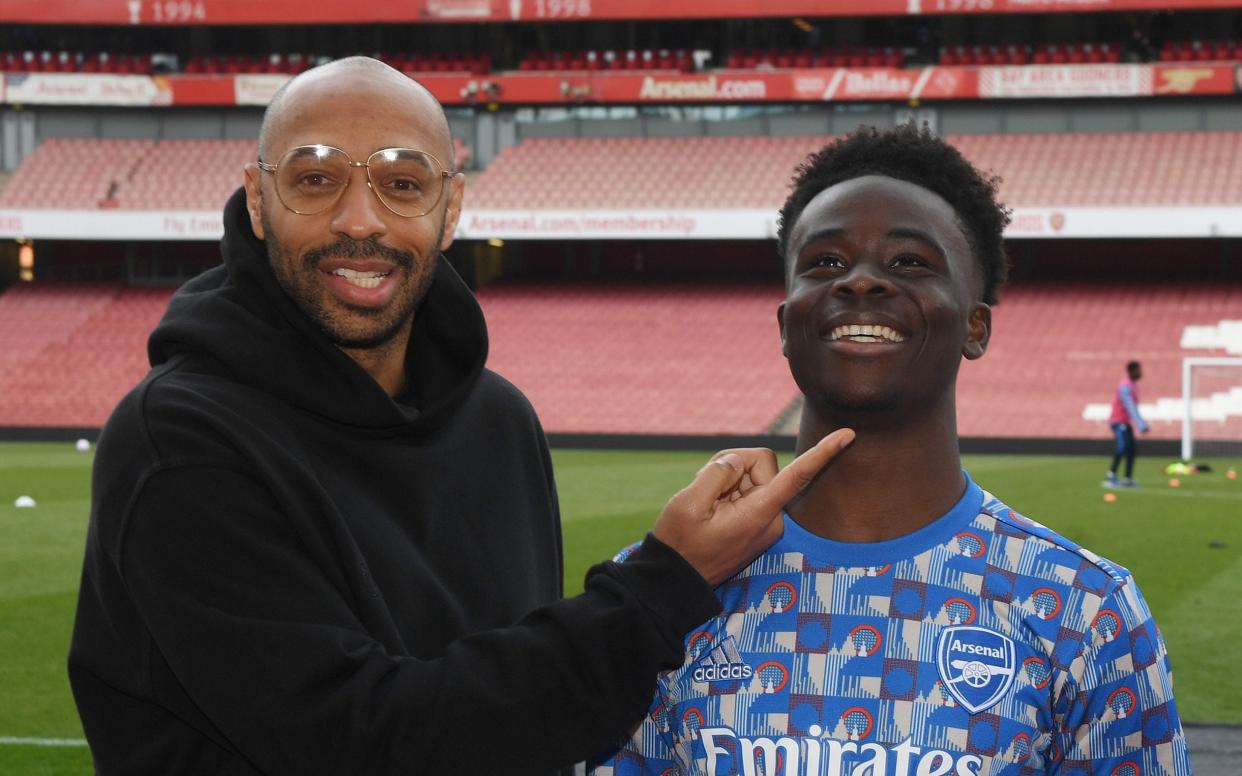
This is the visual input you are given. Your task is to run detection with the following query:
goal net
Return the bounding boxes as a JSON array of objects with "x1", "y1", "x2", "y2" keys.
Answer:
[{"x1": 1181, "y1": 357, "x2": 1242, "y2": 460}]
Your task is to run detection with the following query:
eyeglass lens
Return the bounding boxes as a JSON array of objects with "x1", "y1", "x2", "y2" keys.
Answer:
[{"x1": 275, "y1": 146, "x2": 444, "y2": 217}]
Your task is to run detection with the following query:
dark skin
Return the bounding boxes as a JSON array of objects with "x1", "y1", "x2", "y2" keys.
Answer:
[{"x1": 778, "y1": 175, "x2": 992, "y2": 543}]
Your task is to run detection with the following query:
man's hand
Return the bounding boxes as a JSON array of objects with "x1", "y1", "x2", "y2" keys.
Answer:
[{"x1": 653, "y1": 429, "x2": 855, "y2": 586}]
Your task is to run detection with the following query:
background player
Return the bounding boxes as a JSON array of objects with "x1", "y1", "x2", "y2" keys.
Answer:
[
  {"x1": 1105, "y1": 360, "x2": 1151, "y2": 488},
  {"x1": 590, "y1": 125, "x2": 1190, "y2": 776}
]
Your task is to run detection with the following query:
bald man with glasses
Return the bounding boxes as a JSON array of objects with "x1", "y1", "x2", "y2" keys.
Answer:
[{"x1": 68, "y1": 56, "x2": 851, "y2": 775}]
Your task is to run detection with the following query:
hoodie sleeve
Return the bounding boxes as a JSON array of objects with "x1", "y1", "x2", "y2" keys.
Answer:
[{"x1": 118, "y1": 464, "x2": 720, "y2": 775}]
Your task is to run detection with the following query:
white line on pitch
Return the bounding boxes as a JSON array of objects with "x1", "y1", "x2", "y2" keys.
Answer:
[{"x1": 0, "y1": 736, "x2": 88, "y2": 747}]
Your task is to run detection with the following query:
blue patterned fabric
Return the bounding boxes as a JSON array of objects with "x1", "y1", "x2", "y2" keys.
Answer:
[{"x1": 591, "y1": 473, "x2": 1191, "y2": 776}]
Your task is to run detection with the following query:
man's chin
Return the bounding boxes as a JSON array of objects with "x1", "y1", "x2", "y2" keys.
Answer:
[
  {"x1": 803, "y1": 385, "x2": 904, "y2": 416},
  {"x1": 320, "y1": 317, "x2": 410, "y2": 350}
]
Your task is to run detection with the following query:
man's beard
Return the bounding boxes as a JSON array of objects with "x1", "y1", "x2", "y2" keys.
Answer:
[{"x1": 261, "y1": 207, "x2": 443, "y2": 350}]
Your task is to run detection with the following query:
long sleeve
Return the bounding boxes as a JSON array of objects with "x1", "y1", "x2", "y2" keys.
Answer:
[
  {"x1": 115, "y1": 465, "x2": 721, "y2": 775},
  {"x1": 589, "y1": 694, "x2": 681, "y2": 775},
  {"x1": 1118, "y1": 384, "x2": 1148, "y2": 431},
  {"x1": 1053, "y1": 577, "x2": 1191, "y2": 775}
]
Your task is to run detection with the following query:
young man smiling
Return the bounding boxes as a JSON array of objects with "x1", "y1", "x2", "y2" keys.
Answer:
[{"x1": 591, "y1": 125, "x2": 1190, "y2": 776}]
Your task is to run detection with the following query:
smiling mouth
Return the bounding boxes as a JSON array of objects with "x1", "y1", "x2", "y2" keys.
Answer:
[
  {"x1": 330, "y1": 267, "x2": 392, "y2": 289},
  {"x1": 827, "y1": 324, "x2": 907, "y2": 343}
]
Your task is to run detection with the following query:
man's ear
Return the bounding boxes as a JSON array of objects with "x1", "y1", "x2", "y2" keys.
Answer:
[
  {"x1": 777, "y1": 302, "x2": 789, "y2": 358},
  {"x1": 963, "y1": 302, "x2": 991, "y2": 360},
  {"x1": 243, "y1": 163, "x2": 265, "y2": 240},
  {"x1": 437, "y1": 173, "x2": 466, "y2": 252}
]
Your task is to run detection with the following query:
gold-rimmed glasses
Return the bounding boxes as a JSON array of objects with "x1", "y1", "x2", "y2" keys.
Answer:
[{"x1": 257, "y1": 144, "x2": 454, "y2": 218}]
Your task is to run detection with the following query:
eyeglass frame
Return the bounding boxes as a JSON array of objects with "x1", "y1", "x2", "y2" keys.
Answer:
[{"x1": 256, "y1": 144, "x2": 457, "y2": 218}]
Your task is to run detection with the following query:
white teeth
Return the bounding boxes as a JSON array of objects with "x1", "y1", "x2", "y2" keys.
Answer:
[
  {"x1": 828, "y1": 324, "x2": 906, "y2": 343},
  {"x1": 332, "y1": 267, "x2": 390, "y2": 289}
]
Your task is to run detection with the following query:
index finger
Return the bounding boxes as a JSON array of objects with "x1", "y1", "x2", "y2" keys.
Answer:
[
  {"x1": 746, "y1": 429, "x2": 855, "y2": 514},
  {"x1": 703, "y1": 448, "x2": 779, "y2": 485}
]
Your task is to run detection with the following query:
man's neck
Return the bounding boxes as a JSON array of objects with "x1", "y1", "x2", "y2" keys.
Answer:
[
  {"x1": 787, "y1": 400, "x2": 966, "y2": 543},
  {"x1": 340, "y1": 326, "x2": 412, "y2": 398}
]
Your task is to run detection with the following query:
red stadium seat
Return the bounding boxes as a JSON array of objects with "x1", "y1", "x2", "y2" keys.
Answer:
[
  {"x1": 1, "y1": 278, "x2": 1227, "y2": 437},
  {"x1": 466, "y1": 132, "x2": 1242, "y2": 212}
]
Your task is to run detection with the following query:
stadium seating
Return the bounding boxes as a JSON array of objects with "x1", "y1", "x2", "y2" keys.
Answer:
[
  {"x1": 4, "y1": 132, "x2": 1239, "y2": 211},
  {"x1": 1159, "y1": 40, "x2": 1242, "y2": 63},
  {"x1": 943, "y1": 42, "x2": 1122, "y2": 66},
  {"x1": 517, "y1": 49, "x2": 692, "y2": 73},
  {"x1": 722, "y1": 47, "x2": 903, "y2": 69},
  {"x1": 478, "y1": 282, "x2": 796, "y2": 434},
  {"x1": 10, "y1": 38, "x2": 1241, "y2": 79},
  {"x1": 0, "y1": 138, "x2": 154, "y2": 210},
  {"x1": 958, "y1": 282, "x2": 1242, "y2": 440},
  {"x1": 0, "y1": 279, "x2": 1234, "y2": 438},
  {"x1": 0, "y1": 137, "x2": 474, "y2": 210},
  {"x1": 0, "y1": 50, "x2": 157, "y2": 74},
  {"x1": 114, "y1": 139, "x2": 254, "y2": 211},
  {"x1": 0, "y1": 283, "x2": 167, "y2": 427},
  {"x1": 467, "y1": 132, "x2": 1242, "y2": 210}
]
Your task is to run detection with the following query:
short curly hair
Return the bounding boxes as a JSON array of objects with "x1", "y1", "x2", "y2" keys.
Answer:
[{"x1": 777, "y1": 124, "x2": 1011, "y2": 305}]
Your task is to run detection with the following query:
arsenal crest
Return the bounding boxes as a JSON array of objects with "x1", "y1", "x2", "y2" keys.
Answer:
[{"x1": 936, "y1": 625, "x2": 1017, "y2": 714}]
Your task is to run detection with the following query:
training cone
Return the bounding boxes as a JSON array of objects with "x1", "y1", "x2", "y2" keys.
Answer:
[
  {"x1": 1103, "y1": 492, "x2": 1117, "y2": 503},
  {"x1": 1228, "y1": 469, "x2": 1238, "y2": 480},
  {"x1": 1168, "y1": 478, "x2": 1181, "y2": 488}
]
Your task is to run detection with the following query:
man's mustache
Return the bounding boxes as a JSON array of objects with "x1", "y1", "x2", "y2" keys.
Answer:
[{"x1": 303, "y1": 237, "x2": 416, "y2": 270}]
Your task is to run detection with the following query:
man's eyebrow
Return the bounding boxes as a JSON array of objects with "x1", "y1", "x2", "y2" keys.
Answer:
[
  {"x1": 888, "y1": 227, "x2": 947, "y2": 262},
  {"x1": 793, "y1": 228, "x2": 845, "y2": 256}
]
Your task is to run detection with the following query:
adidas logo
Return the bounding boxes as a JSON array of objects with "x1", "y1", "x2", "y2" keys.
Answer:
[{"x1": 691, "y1": 637, "x2": 754, "y2": 684}]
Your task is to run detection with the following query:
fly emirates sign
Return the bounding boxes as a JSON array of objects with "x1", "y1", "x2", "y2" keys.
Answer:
[{"x1": 698, "y1": 728, "x2": 983, "y2": 776}]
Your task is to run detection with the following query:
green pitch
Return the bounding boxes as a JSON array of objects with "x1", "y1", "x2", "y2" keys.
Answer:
[{"x1": 1, "y1": 442, "x2": 1239, "y2": 773}]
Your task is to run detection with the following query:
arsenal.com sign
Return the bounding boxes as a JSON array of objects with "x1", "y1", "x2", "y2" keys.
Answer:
[{"x1": 635, "y1": 75, "x2": 767, "y2": 101}]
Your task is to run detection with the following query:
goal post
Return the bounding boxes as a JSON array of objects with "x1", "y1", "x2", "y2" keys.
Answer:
[{"x1": 1181, "y1": 357, "x2": 1242, "y2": 461}]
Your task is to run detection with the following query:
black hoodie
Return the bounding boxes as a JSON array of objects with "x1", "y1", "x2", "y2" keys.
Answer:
[{"x1": 68, "y1": 189, "x2": 720, "y2": 775}]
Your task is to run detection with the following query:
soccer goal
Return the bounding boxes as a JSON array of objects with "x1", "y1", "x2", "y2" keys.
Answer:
[{"x1": 1181, "y1": 357, "x2": 1242, "y2": 460}]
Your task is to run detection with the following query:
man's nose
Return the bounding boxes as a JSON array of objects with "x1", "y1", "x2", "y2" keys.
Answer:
[
  {"x1": 329, "y1": 167, "x2": 387, "y2": 241},
  {"x1": 834, "y1": 263, "x2": 893, "y2": 297}
]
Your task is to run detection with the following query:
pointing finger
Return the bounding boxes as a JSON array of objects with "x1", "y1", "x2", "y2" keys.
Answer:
[{"x1": 747, "y1": 429, "x2": 855, "y2": 515}]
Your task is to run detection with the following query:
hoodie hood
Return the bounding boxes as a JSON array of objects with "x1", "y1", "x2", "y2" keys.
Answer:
[{"x1": 148, "y1": 187, "x2": 487, "y2": 435}]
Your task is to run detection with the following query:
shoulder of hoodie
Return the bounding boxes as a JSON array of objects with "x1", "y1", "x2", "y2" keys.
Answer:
[
  {"x1": 99, "y1": 350, "x2": 294, "y2": 477},
  {"x1": 90, "y1": 354, "x2": 286, "y2": 565},
  {"x1": 471, "y1": 367, "x2": 546, "y2": 431},
  {"x1": 979, "y1": 489, "x2": 1133, "y2": 591}
]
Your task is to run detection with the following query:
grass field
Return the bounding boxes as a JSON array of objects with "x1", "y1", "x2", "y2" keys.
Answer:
[{"x1": 2, "y1": 441, "x2": 1240, "y2": 773}]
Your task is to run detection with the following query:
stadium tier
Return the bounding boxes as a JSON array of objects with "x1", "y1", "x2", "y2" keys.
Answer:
[
  {"x1": 959, "y1": 282, "x2": 1242, "y2": 440},
  {"x1": 721, "y1": 47, "x2": 904, "y2": 69},
  {"x1": 0, "y1": 283, "x2": 168, "y2": 427},
  {"x1": 0, "y1": 279, "x2": 1236, "y2": 439},
  {"x1": 480, "y1": 283, "x2": 795, "y2": 434},
  {"x1": 468, "y1": 132, "x2": 1242, "y2": 210},
  {"x1": 10, "y1": 132, "x2": 1231, "y2": 213},
  {"x1": 5, "y1": 37, "x2": 1242, "y2": 77},
  {"x1": 115, "y1": 139, "x2": 254, "y2": 210},
  {"x1": 0, "y1": 138, "x2": 155, "y2": 209},
  {"x1": 518, "y1": 49, "x2": 694, "y2": 72}
]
